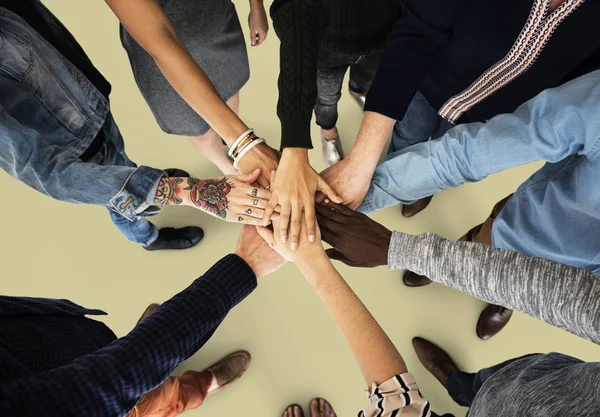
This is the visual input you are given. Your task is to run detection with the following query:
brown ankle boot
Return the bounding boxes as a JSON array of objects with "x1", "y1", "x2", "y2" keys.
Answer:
[
  {"x1": 476, "y1": 304, "x2": 513, "y2": 340},
  {"x1": 403, "y1": 270, "x2": 433, "y2": 287},
  {"x1": 402, "y1": 196, "x2": 434, "y2": 217},
  {"x1": 412, "y1": 337, "x2": 459, "y2": 386}
]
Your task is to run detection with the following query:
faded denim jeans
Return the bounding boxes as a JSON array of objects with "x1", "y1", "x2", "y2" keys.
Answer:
[
  {"x1": 82, "y1": 115, "x2": 159, "y2": 246},
  {"x1": 0, "y1": 5, "x2": 164, "y2": 246},
  {"x1": 389, "y1": 91, "x2": 454, "y2": 154}
]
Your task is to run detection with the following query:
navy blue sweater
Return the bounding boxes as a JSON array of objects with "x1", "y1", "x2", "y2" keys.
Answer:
[{"x1": 0, "y1": 255, "x2": 256, "y2": 416}]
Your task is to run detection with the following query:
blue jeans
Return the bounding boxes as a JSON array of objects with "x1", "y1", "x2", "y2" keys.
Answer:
[
  {"x1": 0, "y1": 5, "x2": 166, "y2": 243},
  {"x1": 83, "y1": 115, "x2": 159, "y2": 246},
  {"x1": 389, "y1": 91, "x2": 454, "y2": 154}
]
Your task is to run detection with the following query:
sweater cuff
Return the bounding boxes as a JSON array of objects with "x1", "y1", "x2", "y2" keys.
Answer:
[
  {"x1": 279, "y1": 116, "x2": 314, "y2": 149},
  {"x1": 387, "y1": 231, "x2": 427, "y2": 272},
  {"x1": 204, "y1": 254, "x2": 258, "y2": 307}
]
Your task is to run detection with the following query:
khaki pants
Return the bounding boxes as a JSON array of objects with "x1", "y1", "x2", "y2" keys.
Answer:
[{"x1": 127, "y1": 370, "x2": 212, "y2": 417}]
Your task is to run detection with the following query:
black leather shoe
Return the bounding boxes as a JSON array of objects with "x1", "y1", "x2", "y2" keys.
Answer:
[
  {"x1": 164, "y1": 168, "x2": 190, "y2": 177},
  {"x1": 143, "y1": 226, "x2": 204, "y2": 251},
  {"x1": 476, "y1": 304, "x2": 513, "y2": 340},
  {"x1": 403, "y1": 270, "x2": 433, "y2": 287},
  {"x1": 412, "y1": 337, "x2": 459, "y2": 387}
]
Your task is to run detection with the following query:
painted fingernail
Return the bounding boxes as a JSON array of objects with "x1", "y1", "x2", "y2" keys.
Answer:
[
  {"x1": 308, "y1": 235, "x2": 315, "y2": 242},
  {"x1": 281, "y1": 235, "x2": 287, "y2": 242},
  {"x1": 291, "y1": 242, "x2": 298, "y2": 251}
]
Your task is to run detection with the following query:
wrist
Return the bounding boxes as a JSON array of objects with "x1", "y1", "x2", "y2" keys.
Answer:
[
  {"x1": 297, "y1": 251, "x2": 329, "y2": 274},
  {"x1": 282, "y1": 147, "x2": 309, "y2": 162},
  {"x1": 379, "y1": 231, "x2": 393, "y2": 267},
  {"x1": 223, "y1": 124, "x2": 252, "y2": 147},
  {"x1": 235, "y1": 251, "x2": 260, "y2": 277}
]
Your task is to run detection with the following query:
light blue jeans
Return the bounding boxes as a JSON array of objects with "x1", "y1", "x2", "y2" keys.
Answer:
[
  {"x1": 389, "y1": 91, "x2": 454, "y2": 155},
  {"x1": 0, "y1": 5, "x2": 163, "y2": 246}
]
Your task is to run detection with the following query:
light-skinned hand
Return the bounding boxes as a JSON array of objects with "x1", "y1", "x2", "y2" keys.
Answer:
[
  {"x1": 248, "y1": 0, "x2": 269, "y2": 47},
  {"x1": 263, "y1": 148, "x2": 342, "y2": 251},
  {"x1": 256, "y1": 217, "x2": 327, "y2": 266},
  {"x1": 318, "y1": 156, "x2": 371, "y2": 209},
  {"x1": 235, "y1": 225, "x2": 286, "y2": 278},
  {"x1": 237, "y1": 143, "x2": 280, "y2": 189}
]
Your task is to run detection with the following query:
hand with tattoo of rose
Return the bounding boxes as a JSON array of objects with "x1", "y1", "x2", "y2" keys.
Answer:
[{"x1": 153, "y1": 168, "x2": 275, "y2": 225}]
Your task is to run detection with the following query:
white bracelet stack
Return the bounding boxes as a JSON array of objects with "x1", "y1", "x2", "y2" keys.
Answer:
[
  {"x1": 228, "y1": 128, "x2": 254, "y2": 159},
  {"x1": 233, "y1": 138, "x2": 266, "y2": 169}
]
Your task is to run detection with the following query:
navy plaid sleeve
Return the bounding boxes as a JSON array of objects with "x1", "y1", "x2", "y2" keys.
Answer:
[{"x1": 0, "y1": 254, "x2": 257, "y2": 417}]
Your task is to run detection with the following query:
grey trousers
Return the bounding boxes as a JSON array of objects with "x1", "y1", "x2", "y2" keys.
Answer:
[{"x1": 314, "y1": 49, "x2": 382, "y2": 129}]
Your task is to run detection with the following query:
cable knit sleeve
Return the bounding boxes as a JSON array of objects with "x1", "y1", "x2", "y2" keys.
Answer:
[{"x1": 270, "y1": 0, "x2": 327, "y2": 149}]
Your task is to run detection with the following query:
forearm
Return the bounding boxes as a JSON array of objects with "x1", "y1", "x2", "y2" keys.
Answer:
[
  {"x1": 299, "y1": 255, "x2": 407, "y2": 386},
  {"x1": 359, "y1": 83, "x2": 592, "y2": 214},
  {"x1": 348, "y1": 111, "x2": 396, "y2": 172},
  {"x1": 106, "y1": 0, "x2": 247, "y2": 143},
  {"x1": 388, "y1": 232, "x2": 600, "y2": 344},
  {"x1": 153, "y1": 176, "x2": 229, "y2": 219},
  {"x1": 0, "y1": 255, "x2": 257, "y2": 417}
]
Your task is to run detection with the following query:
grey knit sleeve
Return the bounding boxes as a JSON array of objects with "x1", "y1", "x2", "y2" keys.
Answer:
[{"x1": 388, "y1": 232, "x2": 600, "y2": 345}]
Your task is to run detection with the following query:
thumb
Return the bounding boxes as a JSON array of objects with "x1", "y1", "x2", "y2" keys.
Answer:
[
  {"x1": 317, "y1": 177, "x2": 343, "y2": 204},
  {"x1": 325, "y1": 248, "x2": 353, "y2": 265},
  {"x1": 256, "y1": 225, "x2": 276, "y2": 248},
  {"x1": 239, "y1": 168, "x2": 261, "y2": 184}
]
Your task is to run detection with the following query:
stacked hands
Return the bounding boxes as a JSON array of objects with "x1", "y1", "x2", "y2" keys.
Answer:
[
  {"x1": 235, "y1": 198, "x2": 394, "y2": 276},
  {"x1": 226, "y1": 144, "x2": 358, "y2": 251},
  {"x1": 165, "y1": 138, "x2": 370, "y2": 253}
]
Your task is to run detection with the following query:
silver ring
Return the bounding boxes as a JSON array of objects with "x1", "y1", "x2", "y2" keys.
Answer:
[{"x1": 265, "y1": 185, "x2": 271, "y2": 190}]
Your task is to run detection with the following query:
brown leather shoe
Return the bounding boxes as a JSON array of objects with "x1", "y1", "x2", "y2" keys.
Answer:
[
  {"x1": 403, "y1": 270, "x2": 433, "y2": 287},
  {"x1": 402, "y1": 196, "x2": 433, "y2": 218},
  {"x1": 136, "y1": 303, "x2": 160, "y2": 327},
  {"x1": 282, "y1": 404, "x2": 304, "y2": 417},
  {"x1": 412, "y1": 337, "x2": 459, "y2": 387},
  {"x1": 206, "y1": 350, "x2": 251, "y2": 395},
  {"x1": 476, "y1": 304, "x2": 513, "y2": 340}
]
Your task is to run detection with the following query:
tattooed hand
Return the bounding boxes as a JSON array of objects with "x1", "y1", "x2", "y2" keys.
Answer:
[
  {"x1": 154, "y1": 177, "x2": 184, "y2": 205},
  {"x1": 154, "y1": 169, "x2": 275, "y2": 225}
]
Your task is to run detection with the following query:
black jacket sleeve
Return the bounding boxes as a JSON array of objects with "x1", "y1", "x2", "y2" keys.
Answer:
[{"x1": 365, "y1": 0, "x2": 463, "y2": 121}]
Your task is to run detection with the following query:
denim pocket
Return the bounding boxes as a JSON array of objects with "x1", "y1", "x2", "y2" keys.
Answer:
[{"x1": 0, "y1": 26, "x2": 89, "y2": 138}]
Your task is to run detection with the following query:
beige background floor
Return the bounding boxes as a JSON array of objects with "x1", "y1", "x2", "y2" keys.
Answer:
[{"x1": 2, "y1": 1, "x2": 600, "y2": 416}]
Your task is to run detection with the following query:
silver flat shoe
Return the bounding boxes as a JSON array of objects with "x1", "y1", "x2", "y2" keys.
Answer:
[
  {"x1": 348, "y1": 86, "x2": 367, "y2": 110},
  {"x1": 321, "y1": 134, "x2": 344, "y2": 167}
]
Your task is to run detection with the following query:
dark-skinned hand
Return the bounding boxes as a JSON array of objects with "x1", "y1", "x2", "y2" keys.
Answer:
[{"x1": 316, "y1": 200, "x2": 392, "y2": 268}]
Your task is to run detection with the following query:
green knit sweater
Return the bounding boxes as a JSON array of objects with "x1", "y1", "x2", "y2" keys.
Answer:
[{"x1": 270, "y1": 0, "x2": 400, "y2": 149}]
